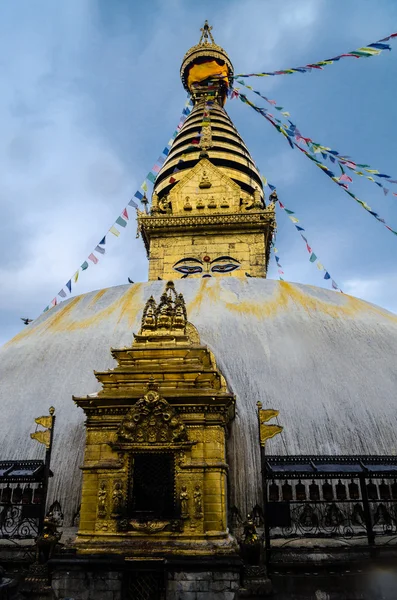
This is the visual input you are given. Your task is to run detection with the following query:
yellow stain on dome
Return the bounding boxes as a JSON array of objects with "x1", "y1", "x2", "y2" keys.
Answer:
[{"x1": 188, "y1": 279, "x2": 397, "y2": 324}]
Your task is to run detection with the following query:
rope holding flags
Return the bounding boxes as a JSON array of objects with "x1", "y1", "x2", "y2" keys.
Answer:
[
  {"x1": 234, "y1": 80, "x2": 397, "y2": 198},
  {"x1": 262, "y1": 178, "x2": 341, "y2": 291},
  {"x1": 237, "y1": 91, "x2": 397, "y2": 239},
  {"x1": 234, "y1": 31, "x2": 397, "y2": 78},
  {"x1": 43, "y1": 98, "x2": 193, "y2": 313}
]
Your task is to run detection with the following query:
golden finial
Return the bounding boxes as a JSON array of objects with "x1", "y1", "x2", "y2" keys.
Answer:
[{"x1": 199, "y1": 20, "x2": 215, "y2": 44}]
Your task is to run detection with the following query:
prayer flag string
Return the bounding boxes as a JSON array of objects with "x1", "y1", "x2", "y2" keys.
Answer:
[
  {"x1": 234, "y1": 31, "x2": 397, "y2": 78},
  {"x1": 238, "y1": 92, "x2": 397, "y2": 238},
  {"x1": 42, "y1": 98, "x2": 193, "y2": 313},
  {"x1": 262, "y1": 179, "x2": 341, "y2": 291},
  {"x1": 233, "y1": 81, "x2": 397, "y2": 197}
]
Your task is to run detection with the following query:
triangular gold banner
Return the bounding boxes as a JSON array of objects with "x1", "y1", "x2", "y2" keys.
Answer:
[
  {"x1": 260, "y1": 424, "x2": 283, "y2": 446},
  {"x1": 34, "y1": 416, "x2": 52, "y2": 429},
  {"x1": 30, "y1": 430, "x2": 51, "y2": 449},
  {"x1": 259, "y1": 409, "x2": 279, "y2": 423}
]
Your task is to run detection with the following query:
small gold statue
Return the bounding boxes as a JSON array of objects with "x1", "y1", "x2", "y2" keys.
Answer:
[{"x1": 180, "y1": 485, "x2": 189, "y2": 519}]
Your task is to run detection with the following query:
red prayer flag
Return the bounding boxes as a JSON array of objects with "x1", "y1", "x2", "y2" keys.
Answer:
[
  {"x1": 278, "y1": 201, "x2": 285, "y2": 209},
  {"x1": 306, "y1": 244, "x2": 312, "y2": 254},
  {"x1": 122, "y1": 208, "x2": 129, "y2": 220}
]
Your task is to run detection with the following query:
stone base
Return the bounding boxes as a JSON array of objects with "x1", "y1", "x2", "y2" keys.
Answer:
[
  {"x1": 236, "y1": 565, "x2": 272, "y2": 597},
  {"x1": 48, "y1": 553, "x2": 242, "y2": 600},
  {"x1": 167, "y1": 570, "x2": 241, "y2": 600}
]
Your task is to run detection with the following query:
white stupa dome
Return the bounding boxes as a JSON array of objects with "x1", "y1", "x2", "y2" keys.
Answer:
[{"x1": 1, "y1": 278, "x2": 397, "y2": 523}]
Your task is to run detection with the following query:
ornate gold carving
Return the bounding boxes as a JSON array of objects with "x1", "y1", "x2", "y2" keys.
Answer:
[
  {"x1": 193, "y1": 485, "x2": 203, "y2": 518},
  {"x1": 200, "y1": 122, "x2": 212, "y2": 152},
  {"x1": 140, "y1": 281, "x2": 187, "y2": 334},
  {"x1": 117, "y1": 386, "x2": 187, "y2": 444},
  {"x1": 180, "y1": 485, "x2": 189, "y2": 519},
  {"x1": 183, "y1": 196, "x2": 193, "y2": 211},
  {"x1": 97, "y1": 481, "x2": 107, "y2": 519},
  {"x1": 130, "y1": 520, "x2": 170, "y2": 534},
  {"x1": 199, "y1": 169, "x2": 211, "y2": 189}
]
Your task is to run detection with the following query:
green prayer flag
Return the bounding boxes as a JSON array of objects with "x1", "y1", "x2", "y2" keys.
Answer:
[
  {"x1": 309, "y1": 253, "x2": 317, "y2": 263},
  {"x1": 81, "y1": 261, "x2": 89, "y2": 271},
  {"x1": 116, "y1": 216, "x2": 127, "y2": 228},
  {"x1": 284, "y1": 209, "x2": 294, "y2": 215},
  {"x1": 147, "y1": 172, "x2": 156, "y2": 184}
]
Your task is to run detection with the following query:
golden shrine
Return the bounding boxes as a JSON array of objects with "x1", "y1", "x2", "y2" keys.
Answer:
[{"x1": 74, "y1": 282, "x2": 236, "y2": 557}]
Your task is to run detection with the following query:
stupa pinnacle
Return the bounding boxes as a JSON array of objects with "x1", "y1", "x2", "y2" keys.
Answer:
[{"x1": 138, "y1": 21, "x2": 276, "y2": 281}]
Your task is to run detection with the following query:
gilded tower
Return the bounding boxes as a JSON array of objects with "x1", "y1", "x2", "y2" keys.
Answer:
[{"x1": 138, "y1": 21, "x2": 275, "y2": 281}]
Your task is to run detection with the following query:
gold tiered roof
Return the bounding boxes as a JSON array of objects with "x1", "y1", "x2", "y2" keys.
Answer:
[{"x1": 153, "y1": 21, "x2": 264, "y2": 203}]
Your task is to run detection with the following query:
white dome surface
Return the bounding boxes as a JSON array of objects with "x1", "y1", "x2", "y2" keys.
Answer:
[{"x1": 1, "y1": 278, "x2": 397, "y2": 522}]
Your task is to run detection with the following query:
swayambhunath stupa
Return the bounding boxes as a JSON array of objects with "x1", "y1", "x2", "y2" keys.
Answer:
[{"x1": 1, "y1": 17, "x2": 397, "y2": 600}]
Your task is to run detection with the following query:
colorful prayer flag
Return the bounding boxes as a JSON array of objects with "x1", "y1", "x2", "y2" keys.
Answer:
[
  {"x1": 128, "y1": 199, "x2": 138, "y2": 208},
  {"x1": 58, "y1": 289, "x2": 67, "y2": 298},
  {"x1": 66, "y1": 280, "x2": 72, "y2": 293},
  {"x1": 81, "y1": 261, "x2": 89, "y2": 271},
  {"x1": 99, "y1": 236, "x2": 106, "y2": 245},
  {"x1": 141, "y1": 181, "x2": 148, "y2": 192},
  {"x1": 109, "y1": 226, "x2": 120, "y2": 237},
  {"x1": 116, "y1": 216, "x2": 127, "y2": 228},
  {"x1": 88, "y1": 253, "x2": 98, "y2": 264},
  {"x1": 74, "y1": 271, "x2": 79, "y2": 283},
  {"x1": 147, "y1": 172, "x2": 156, "y2": 184},
  {"x1": 95, "y1": 245, "x2": 105, "y2": 254},
  {"x1": 122, "y1": 208, "x2": 129, "y2": 220}
]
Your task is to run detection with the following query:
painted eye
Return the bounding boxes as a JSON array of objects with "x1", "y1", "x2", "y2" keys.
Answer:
[
  {"x1": 174, "y1": 265, "x2": 203, "y2": 274},
  {"x1": 211, "y1": 263, "x2": 240, "y2": 273}
]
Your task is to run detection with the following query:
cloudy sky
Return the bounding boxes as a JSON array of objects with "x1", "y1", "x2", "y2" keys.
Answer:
[{"x1": 1, "y1": 0, "x2": 397, "y2": 345}]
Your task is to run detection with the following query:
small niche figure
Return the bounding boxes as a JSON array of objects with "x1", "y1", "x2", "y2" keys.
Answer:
[
  {"x1": 194, "y1": 485, "x2": 203, "y2": 518},
  {"x1": 98, "y1": 481, "x2": 107, "y2": 518},
  {"x1": 112, "y1": 481, "x2": 124, "y2": 517},
  {"x1": 180, "y1": 485, "x2": 189, "y2": 519},
  {"x1": 183, "y1": 196, "x2": 192, "y2": 211}
]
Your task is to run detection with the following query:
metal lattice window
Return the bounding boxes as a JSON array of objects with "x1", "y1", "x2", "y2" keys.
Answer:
[{"x1": 124, "y1": 571, "x2": 165, "y2": 600}]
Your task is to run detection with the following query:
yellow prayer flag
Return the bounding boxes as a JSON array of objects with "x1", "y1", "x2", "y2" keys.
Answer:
[
  {"x1": 317, "y1": 262, "x2": 324, "y2": 270},
  {"x1": 273, "y1": 247, "x2": 278, "y2": 253},
  {"x1": 261, "y1": 175, "x2": 267, "y2": 186},
  {"x1": 365, "y1": 169, "x2": 379, "y2": 174},
  {"x1": 367, "y1": 176, "x2": 375, "y2": 182},
  {"x1": 73, "y1": 271, "x2": 79, "y2": 283},
  {"x1": 289, "y1": 216, "x2": 299, "y2": 223},
  {"x1": 141, "y1": 181, "x2": 148, "y2": 192},
  {"x1": 110, "y1": 226, "x2": 120, "y2": 237},
  {"x1": 281, "y1": 111, "x2": 290, "y2": 117}
]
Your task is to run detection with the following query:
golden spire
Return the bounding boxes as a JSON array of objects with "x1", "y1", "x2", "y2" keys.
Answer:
[{"x1": 180, "y1": 21, "x2": 234, "y2": 99}]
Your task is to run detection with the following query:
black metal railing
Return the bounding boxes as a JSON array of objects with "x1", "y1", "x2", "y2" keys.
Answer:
[
  {"x1": 0, "y1": 461, "x2": 46, "y2": 539},
  {"x1": 261, "y1": 456, "x2": 397, "y2": 553}
]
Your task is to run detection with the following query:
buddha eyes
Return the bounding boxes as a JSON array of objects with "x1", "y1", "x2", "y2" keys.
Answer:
[
  {"x1": 174, "y1": 265, "x2": 203, "y2": 274},
  {"x1": 173, "y1": 256, "x2": 241, "y2": 275},
  {"x1": 211, "y1": 263, "x2": 239, "y2": 273}
]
